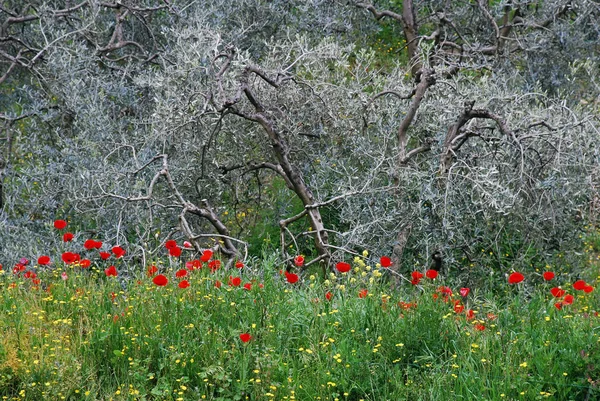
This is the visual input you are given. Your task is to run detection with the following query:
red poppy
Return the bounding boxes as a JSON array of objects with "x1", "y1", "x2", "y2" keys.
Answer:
[
  {"x1": 325, "y1": 291, "x2": 333, "y2": 301},
  {"x1": 543, "y1": 271, "x2": 555, "y2": 281},
  {"x1": 285, "y1": 271, "x2": 299, "y2": 284},
  {"x1": 474, "y1": 324, "x2": 485, "y2": 331},
  {"x1": 454, "y1": 303, "x2": 465, "y2": 314},
  {"x1": 550, "y1": 287, "x2": 566, "y2": 298},
  {"x1": 54, "y1": 219, "x2": 67, "y2": 230},
  {"x1": 336, "y1": 262, "x2": 351, "y2": 273},
  {"x1": 175, "y1": 269, "x2": 187, "y2": 278},
  {"x1": 84, "y1": 239, "x2": 97, "y2": 250},
  {"x1": 294, "y1": 255, "x2": 305, "y2": 267},
  {"x1": 573, "y1": 280, "x2": 587, "y2": 291},
  {"x1": 584, "y1": 285, "x2": 594, "y2": 293},
  {"x1": 239, "y1": 333, "x2": 252, "y2": 343},
  {"x1": 153, "y1": 274, "x2": 168, "y2": 286},
  {"x1": 412, "y1": 271, "x2": 424, "y2": 280},
  {"x1": 165, "y1": 240, "x2": 177, "y2": 249},
  {"x1": 32, "y1": 278, "x2": 40, "y2": 285},
  {"x1": 563, "y1": 294, "x2": 574, "y2": 305},
  {"x1": 147, "y1": 265, "x2": 158, "y2": 276},
  {"x1": 214, "y1": 280, "x2": 222, "y2": 288},
  {"x1": 508, "y1": 272, "x2": 524, "y2": 284},
  {"x1": 200, "y1": 250, "x2": 213, "y2": 262},
  {"x1": 99, "y1": 251, "x2": 111, "y2": 260},
  {"x1": 24, "y1": 271, "x2": 36, "y2": 279},
  {"x1": 209, "y1": 260, "x2": 221, "y2": 272},
  {"x1": 178, "y1": 280, "x2": 190, "y2": 289},
  {"x1": 63, "y1": 232, "x2": 74, "y2": 242},
  {"x1": 358, "y1": 289, "x2": 368, "y2": 298},
  {"x1": 460, "y1": 287, "x2": 470, "y2": 297},
  {"x1": 380, "y1": 256, "x2": 392, "y2": 268},
  {"x1": 183, "y1": 241, "x2": 192, "y2": 248},
  {"x1": 554, "y1": 302, "x2": 563, "y2": 310},
  {"x1": 229, "y1": 276, "x2": 241, "y2": 287},
  {"x1": 112, "y1": 246, "x2": 126, "y2": 258},
  {"x1": 79, "y1": 259, "x2": 91, "y2": 268},
  {"x1": 61, "y1": 252, "x2": 80, "y2": 265},
  {"x1": 243, "y1": 283, "x2": 252, "y2": 290},
  {"x1": 104, "y1": 265, "x2": 118, "y2": 277},
  {"x1": 466, "y1": 309, "x2": 475, "y2": 320},
  {"x1": 411, "y1": 277, "x2": 421, "y2": 285},
  {"x1": 235, "y1": 261, "x2": 244, "y2": 269},
  {"x1": 425, "y1": 269, "x2": 438, "y2": 279},
  {"x1": 38, "y1": 256, "x2": 51, "y2": 265},
  {"x1": 167, "y1": 246, "x2": 181, "y2": 258}
]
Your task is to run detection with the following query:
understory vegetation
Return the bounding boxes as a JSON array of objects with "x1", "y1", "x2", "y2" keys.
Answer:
[{"x1": 1, "y1": 221, "x2": 600, "y2": 400}]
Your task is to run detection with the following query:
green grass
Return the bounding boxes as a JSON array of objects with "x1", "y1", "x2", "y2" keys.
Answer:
[{"x1": 1, "y1": 249, "x2": 599, "y2": 401}]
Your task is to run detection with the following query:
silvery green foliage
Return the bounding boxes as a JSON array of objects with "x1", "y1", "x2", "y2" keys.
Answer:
[{"x1": 0, "y1": 0, "x2": 598, "y2": 276}]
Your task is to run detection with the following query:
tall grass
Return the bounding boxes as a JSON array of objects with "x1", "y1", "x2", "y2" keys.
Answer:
[{"x1": 1, "y1": 250, "x2": 599, "y2": 401}]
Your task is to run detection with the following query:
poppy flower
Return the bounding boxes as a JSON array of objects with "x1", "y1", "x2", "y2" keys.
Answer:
[
  {"x1": 200, "y1": 250, "x2": 213, "y2": 262},
  {"x1": 229, "y1": 276, "x2": 241, "y2": 287},
  {"x1": 508, "y1": 272, "x2": 524, "y2": 284},
  {"x1": 183, "y1": 241, "x2": 192, "y2": 248},
  {"x1": 542, "y1": 271, "x2": 555, "y2": 281},
  {"x1": 466, "y1": 309, "x2": 475, "y2": 320},
  {"x1": 84, "y1": 239, "x2": 97, "y2": 250},
  {"x1": 63, "y1": 232, "x2": 74, "y2": 242},
  {"x1": 178, "y1": 280, "x2": 190, "y2": 289},
  {"x1": 214, "y1": 280, "x2": 222, "y2": 288},
  {"x1": 62, "y1": 252, "x2": 80, "y2": 265},
  {"x1": 425, "y1": 269, "x2": 438, "y2": 279},
  {"x1": 54, "y1": 219, "x2": 67, "y2": 230},
  {"x1": 175, "y1": 269, "x2": 187, "y2": 278},
  {"x1": 243, "y1": 283, "x2": 252, "y2": 290},
  {"x1": 583, "y1": 285, "x2": 594, "y2": 293},
  {"x1": 147, "y1": 265, "x2": 158, "y2": 276},
  {"x1": 454, "y1": 303, "x2": 465, "y2": 314},
  {"x1": 169, "y1": 246, "x2": 182, "y2": 257},
  {"x1": 38, "y1": 256, "x2": 51, "y2": 265},
  {"x1": 550, "y1": 287, "x2": 566, "y2": 298},
  {"x1": 358, "y1": 289, "x2": 368, "y2": 298},
  {"x1": 235, "y1": 261, "x2": 244, "y2": 269},
  {"x1": 336, "y1": 262, "x2": 351, "y2": 273},
  {"x1": 554, "y1": 302, "x2": 563, "y2": 310},
  {"x1": 474, "y1": 324, "x2": 485, "y2": 331},
  {"x1": 380, "y1": 256, "x2": 392, "y2": 268},
  {"x1": 24, "y1": 271, "x2": 36, "y2": 279},
  {"x1": 563, "y1": 294, "x2": 574, "y2": 305},
  {"x1": 99, "y1": 251, "x2": 111, "y2": 260},
  {"x1": 209, "y1": 260, "x2": 221, "y2": 272},
  {"x1": 239, "y1": 333, "x2": 252, "y2": 343},
  {"x1": 460, "y1": 287, "x2": 470, "y2": 297},
  {"x1": 573, "y1": 280, "x2": 587, "y2": 291},
  {"x1": 104, "y1": 265, "x2": 118, "y2": 277},
  {"x1": 412, "y1": 271, "x2": 424, "y2": 280},
  {"x1": 285, "y1": 271, "x2": 299, "y2": 284},
  {"x1": 153, "y1": 274, "x2": 168, "y2": 286},
  {"x1": 112, "y1": 246, "x2": 126, "y2": 258},
  {"x1": 294, "y1": 256, "x2": 305, "y2": 267},
  {"x1": 325, "y1": 291, "x2": 333, "y2": 301},
  {"x1": 79, "y1": 259, "x2": 91, "y2": 268},
  {"x1": 411, "y1": 277, "x2": 421, "y2": 285},
  {"x1": 165, "y1": 240, "x2": 177, "y2": 249}
]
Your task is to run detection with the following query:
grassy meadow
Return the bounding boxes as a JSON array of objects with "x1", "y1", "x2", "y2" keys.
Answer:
[{"x1": 1, "y1": 223, "x2": 600, "y2": 401}]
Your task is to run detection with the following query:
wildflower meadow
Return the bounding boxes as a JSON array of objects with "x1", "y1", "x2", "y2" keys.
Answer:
[{"x1": 1, "y1": 220, "x2": 599, "y2": 401}]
